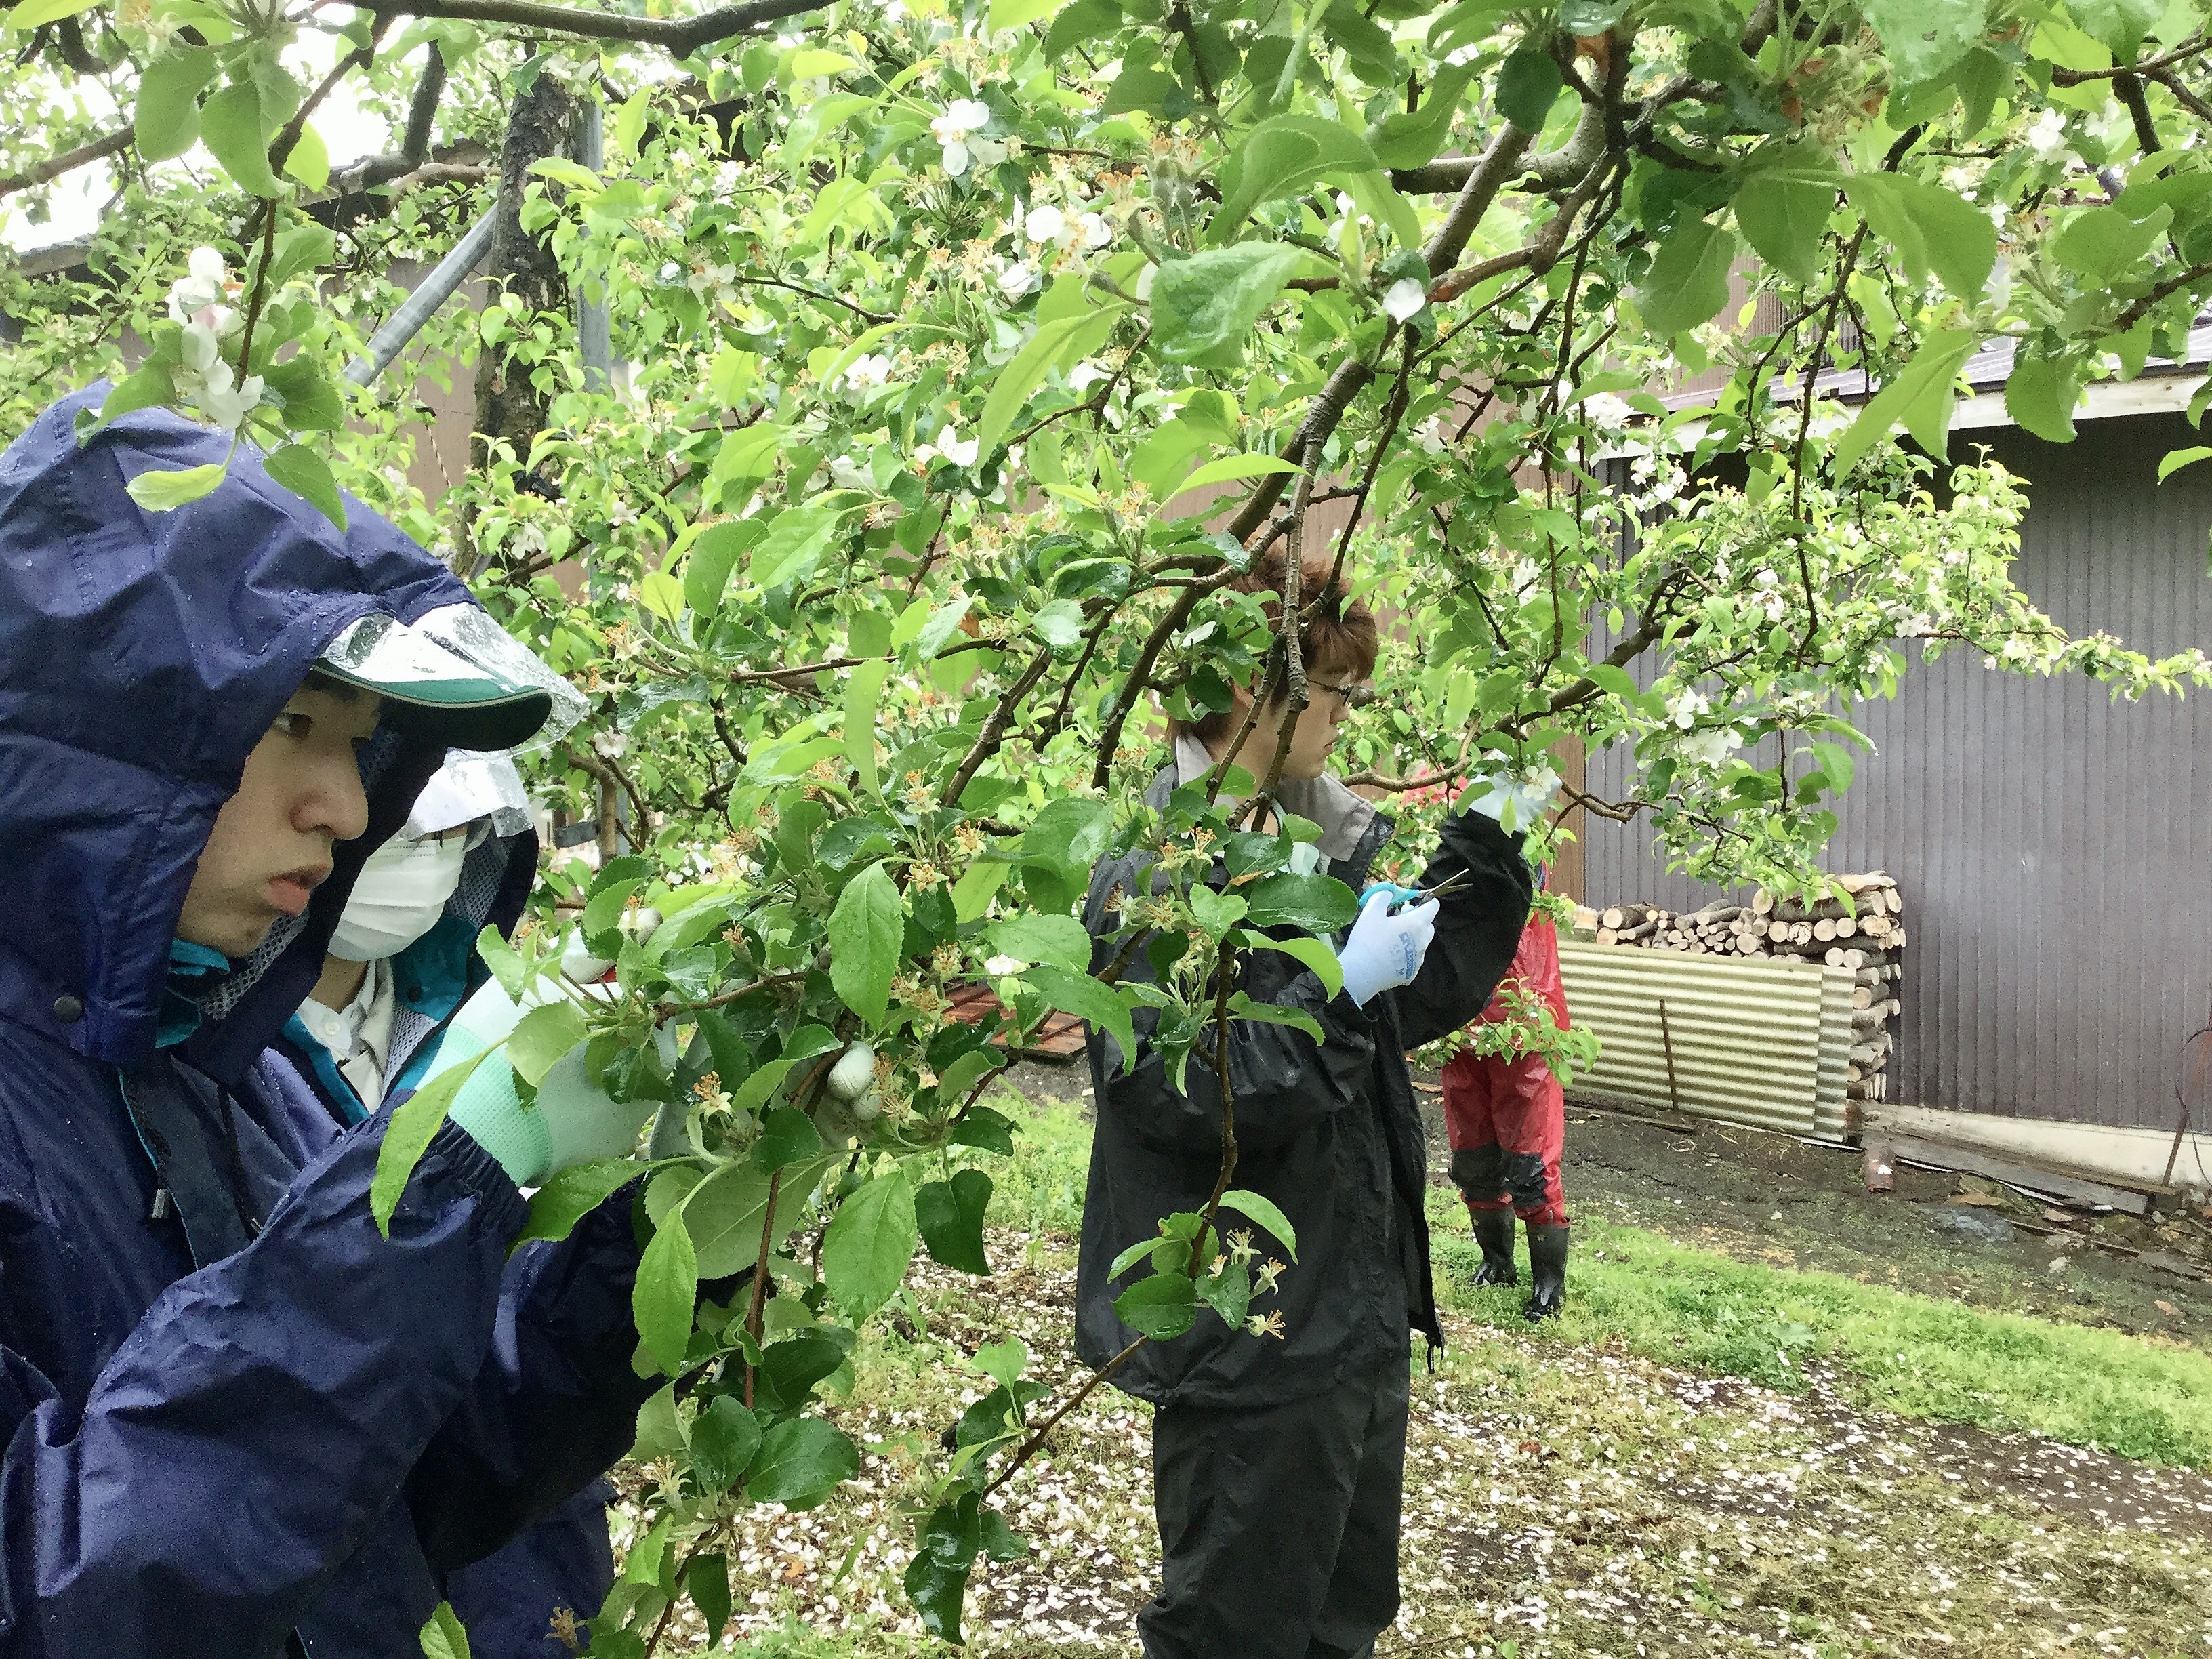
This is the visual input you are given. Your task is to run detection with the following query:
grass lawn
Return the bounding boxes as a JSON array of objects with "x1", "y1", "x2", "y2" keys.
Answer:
[{"x1": 632, "y1": 1091, "x2": 2212, "y2": 1658}]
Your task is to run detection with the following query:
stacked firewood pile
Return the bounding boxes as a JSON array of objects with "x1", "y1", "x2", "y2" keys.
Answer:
[{"x1": 1590, "y1": 872, "x2": 1905, "y2": 1104}]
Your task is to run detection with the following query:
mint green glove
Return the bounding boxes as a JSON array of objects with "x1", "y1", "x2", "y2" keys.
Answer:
[{"x1": 428, "y1": 981, "x2": 657, "y2": 1188}]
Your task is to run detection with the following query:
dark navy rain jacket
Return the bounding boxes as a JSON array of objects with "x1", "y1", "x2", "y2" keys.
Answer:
[{"x1": 0, "y1": 392, "x2": 653, "y2": 1658}]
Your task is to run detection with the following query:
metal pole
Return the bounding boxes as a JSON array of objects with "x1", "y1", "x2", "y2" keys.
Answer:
[
  {"x1": 1658, "y1": 996, "x2": 1685, "y2": 1119},
  {"x1": 342, "y1": 200, "x2": 501, "y2": 388}
]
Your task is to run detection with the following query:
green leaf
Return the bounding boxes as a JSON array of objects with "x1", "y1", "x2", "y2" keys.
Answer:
[
  {"x1": 135, "y1": 45, "x2": 217, "y2": 162},
  {"x1": 745, "y1": 1417, "x2": 861, "y2": 1509},
  {"x1": 1842, "y1": 176, "x2": 1996, "y2": 304},
  {"x1": 1046, "y1": 0, "x2": 1120, "y2": 55},
  {"x1": 2050, "y1": 203, "x2": 2172, "y2": 283},
  {"x1": 844, "y1": 659, "x2": 888, "y2": 798},
  {"x1": 635, "y1": 1206, "x2": 699, "y2": 1376},
  {"x1": 822, "y1": 1168, "x2": 918, "y2": 1319},
  {"x1": 1187, "y1": 884, "x2": 1247, "y2": 939},
  {"x1": 683, "y1": 518, "x2": 764, "y2": 619},
  {"x1": 905, "y1": 1501, "x2": 979, "y2": 1639},
  {"x1": 418, "y1": 1601, "x2": 473, "y2": 1659},
  {"x1": 514, "y1": 1157, "x2": 637, "y2": 1248},
  {"x1": 1165, "y1": 451, "x2": 1303, "y2": 502},
  {"x1": 1099, "y1": 62, "x2": 1179, "y2": 116},
  {"x1": 1809, "y1": 740, "x2": 1856, "y2": 794},
  {"x1": 827, "y1": 861, "x2": 902, "y2": 1027},
  {"x1": 2005, "y1": 352, "x2": 2082, "y2": 443},
  {"x1": 689, "y1": 1395, "x2": 763, "y2": 1492},
  {"x1": 935, "y1": 1048, "x2": 1002, "y2": 1107},
  {"x1": 750, "y1": 502, "x2": 843, "y2": 590},
  {"x1": 262, "y1": 358, "x2": 346, "y2": 430},
  {"x1": 1212, "y1": 114, "x2": 1382, "y2": 237},
  {"x1": 1368, "y1": 62, "x2": 1475, "y2": 170},
  {"x1": 1218, "y1": 1188, "x2": 1298, "y2": 1259},
  {"x1": 2158, "y1": 445, "x2": 2212, "y2": 481},
  {"x1": 1495, "y1": 49, "x2": 1563, "y2": 130},
  {"x1": 989, "y1": 0, "x2": 1064, "y2": 34},
  {"x1": 507, "y1": 1001, "x2": 588, "y2": 1088},
  {"x1": 1021, "y1": 963, "x2": 1136, "y2": 1069},
  {"x1": 1559, "y1": 0, "x2": 1626, "y2": 26},
  {"x1": 752, "y1": 1105, "x2": 825, "y2": 1172},
  {"x1": 1227, "y1": 990, "x2": 1326, "y2": 1046},
  {"x1": 372, "y1": 1044, "x2": 499, "y2": 1235},
  {"x1": 974, "y1": 1336, "x2": 1028, "y2": 1390},
  {"x1": 985, "y1": 912, "x2": 1091, "y2": 972},
  {"x1": 258, "y1": 444, "x2": 344, "y2": 527},
  {"x1": 1832, "y1": 327, "x2": 1980, "y2": 474},
  {"x1": 284, "y1": 122, "x2": 329, "y2": 190},
  {"x1": 200, "y1": 81, "x2": 285, "y2": 198},
  {"x1": 1199, "y1": 1258, "x2": 1251, "y2": 1327},
  {"x1": 95, "y1": 363, "x2": 177, "y2": 428},
  {"x1": 687, "y1": 1551, "x2": 733, "y2": 1647},
  {"x1": 916, "y1": 1168, "x2": 994, "y2": 1275},
  {"x1": 1, "y1": 0, "x2": 96, "y2": 25},
  {"x1": 975, "y1": 300, "x2": 1126, "y2": 460},
  {"x1": 1732, "y1": 142, "x2": 1839, "y2": 285},
  {"x1": 1151, "y1": 243, "x2": 1308, "y2": 367},
  {"x1": 1243, "y1": 871, "x2": 1359, "y2": 932},
  {"x1": 952, "y1": 859, "x2": 1011, "y2": 923},
  {"x1": 2069, "y1": 0, "x2": 2160, "y2": 54},
  {"x1": 1114, "y1": 1269, "x2": 1198, "y2": 1339},
  {"x1": 1238, "y1": 930, "x2": 1345, "y2": 1000},
  {"x1": 1021, "y1": 796, "x2": 1112, "y2": 874},
  {"x1": 670, "y1": 1160, "x2": 817, "y2": 1277},
  {"x1": 125, "y1": 462, "x2": 228, "y2": 513},
  {"x1": 1637, "y1": 218, "x2": 1739, "y2": 338},
  {"x1": 1860, "y1": 0, "x2": 1988, "y2": 83},
  {"x1": 1031, "y1": 596, "x2": 1086, "y2": 651}
]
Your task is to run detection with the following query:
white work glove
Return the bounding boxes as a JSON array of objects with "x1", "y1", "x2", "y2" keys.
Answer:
[
  {"x1": 1334, "y1": 888, "x2": 1441, "y2": 1008},
  {"x1": 1465, "y1": 761, "x2": 1560, "y2": 834},
  {"x1": 430, "y1": 981, "x2": 656, "y2": 1188}
]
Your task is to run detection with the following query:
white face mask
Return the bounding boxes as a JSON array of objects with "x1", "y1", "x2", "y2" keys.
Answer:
[{"x1": 328, "y1": 832, "x2": 469, "y2": 962}]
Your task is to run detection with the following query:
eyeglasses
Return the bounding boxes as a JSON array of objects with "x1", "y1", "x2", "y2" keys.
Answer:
[{"x1": 1308, "y1": 678, "x2": 1372, "y2": 710}]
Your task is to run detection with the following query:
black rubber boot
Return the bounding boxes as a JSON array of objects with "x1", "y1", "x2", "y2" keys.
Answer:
[
  {"x1": 1523, "y1": 1221, "x2": 1569, "y2": 1321},
  {"x1": 1468, "y1": 1207, "x2": 1517, "y2": 1287}
]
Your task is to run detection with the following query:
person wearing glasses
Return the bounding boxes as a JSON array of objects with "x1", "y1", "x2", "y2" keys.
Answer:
[{"x1": 1073, "y1": 548, "x2": 1536, "y2": 1659}]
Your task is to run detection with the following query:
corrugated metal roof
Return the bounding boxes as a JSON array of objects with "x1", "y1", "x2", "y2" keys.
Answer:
[{"x1": 1559, "y1": 941, "x2": 1848, "y2": 1134}]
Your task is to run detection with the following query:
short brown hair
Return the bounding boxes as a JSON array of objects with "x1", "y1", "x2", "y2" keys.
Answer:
[{"x1": 1176, "y1": 548, "x2": 1378, "y2": 750}]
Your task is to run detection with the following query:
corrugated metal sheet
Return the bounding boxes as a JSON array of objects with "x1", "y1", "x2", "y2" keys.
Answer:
[
  {"x1": 1581, "y1": 413, "x2": 2212, "y2": 1131},
  {"x1": 1559, "y1": 941, "x2": 1844, "y2": 1133}
]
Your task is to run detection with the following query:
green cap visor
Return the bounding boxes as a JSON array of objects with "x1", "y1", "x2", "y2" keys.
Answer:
[{"x1": 317, "y1": 609, "x2": 565, "y2": 752}]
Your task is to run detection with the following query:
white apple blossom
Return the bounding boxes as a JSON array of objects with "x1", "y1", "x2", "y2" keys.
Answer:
[
  {"x1": 1023, "y1": 204, "x2": 1067, "y2": 244},
  {"x1": 167, "y1": 247, "x2": 238, "y2": 335},
  {"x1": 1682, "y1": 726, "x2": 1740, "y2": 766},
  {"x1": 1665, "y1": 687, "x2": 1710, "y2": 729},
  {"x1": 932, "y1": 98, "x2": 994, "y2": 176},
  {"x1": 2027, "y1": 108, "x2": 2069, "y2": 159},
  {"x1": 1382, "y1": 277, "x2": 1427, "y2": 323},
  {"x1": 830, "y1": 454, "x2": 873, "y2": 490},
  {"x1": 920, "y1": 425, "x2": 979, "y2": 468},
  {"x1": 844, "y1": 352, "x2": 894, "y2": 391},
  {"x1": 186, "y1": 359, "x2": 265, "y2": 432},
  {"x1": 1581, "y1": 392, "x2": 1635, "y2": 430},
  {"x1": 998, "y1": 259, "x2": 1041, "y2": 300},
  {"x1": 1068, "y1": 360, "x2": 1109, "y2": 392},
  {"x1": 984, "y1": 954, "x2": 1025, "y2": 975},
  {"x1": 1413, "y1": 415, "x2": 1446, "y2": 455},
  {"x1": 1079, "y1": 211, "x2": 1113, "y2": 248}
]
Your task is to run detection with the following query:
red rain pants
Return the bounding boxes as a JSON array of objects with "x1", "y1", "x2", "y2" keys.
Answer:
[{"x1": 1439, "y1": 914, "x2": 1570, "y2": 1227}]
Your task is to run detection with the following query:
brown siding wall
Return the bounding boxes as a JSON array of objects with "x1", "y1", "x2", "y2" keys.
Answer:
[{"x1": 1582, "y1": 413, "x2": 2212, "y2": 1130}]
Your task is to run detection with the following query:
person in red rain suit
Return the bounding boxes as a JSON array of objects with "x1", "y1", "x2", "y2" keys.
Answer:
[{"x1": 1439, "y1": 898, "x2": 1571, "y2": 1319}]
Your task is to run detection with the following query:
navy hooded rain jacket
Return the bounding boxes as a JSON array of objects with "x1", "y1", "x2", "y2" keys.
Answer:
[{"x1": 0, "y1": 391, "x2": 654, "y2": 1658}]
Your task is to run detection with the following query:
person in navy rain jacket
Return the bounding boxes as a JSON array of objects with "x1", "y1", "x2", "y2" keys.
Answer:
[
  {"x1": 0, "y1": 390, "x2": 661, "y2": 1658},
  {"x1": 266, "y1": 750, "x2": 615, "y2": 1659}
]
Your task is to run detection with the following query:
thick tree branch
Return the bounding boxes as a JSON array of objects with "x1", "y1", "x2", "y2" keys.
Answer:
[
  {"x1": 362, "y1": 0, "x2": 831, "y2": 56},
  {"x1": 0, "y1": 123, "x2": 130, "y2": 203}
]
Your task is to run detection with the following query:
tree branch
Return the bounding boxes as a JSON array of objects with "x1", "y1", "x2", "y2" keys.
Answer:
[
  {"x1": 362, "y1": 0, "x2": 832, "y2": 56},
  {"x1": 0, "y1": 123, "x2": 131, "y2": 203}
]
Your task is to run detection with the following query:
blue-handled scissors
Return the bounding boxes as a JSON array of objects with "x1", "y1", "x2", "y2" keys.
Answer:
[{"x1": 1359, "y1": 870, "x2": 1473, "y2": 912}]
